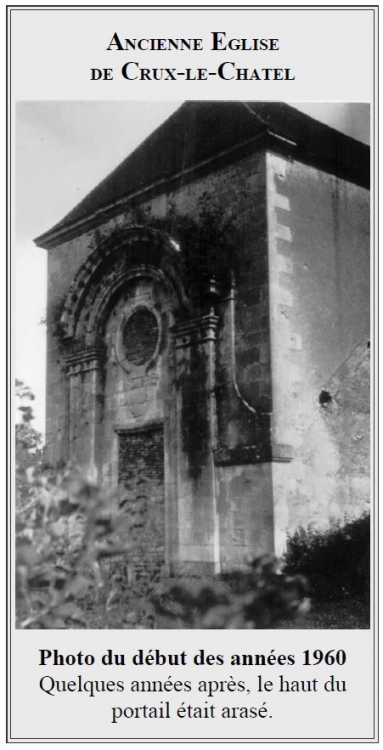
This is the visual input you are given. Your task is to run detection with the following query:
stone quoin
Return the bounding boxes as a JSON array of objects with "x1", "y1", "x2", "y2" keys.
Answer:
[{"x1": 35, "y1": 102, "x2": 370, "y2": 576}]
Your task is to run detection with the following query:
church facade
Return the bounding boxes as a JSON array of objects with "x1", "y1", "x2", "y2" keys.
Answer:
[{"x1": 35, "y1": 102, "x2": 370, "y2": 576}]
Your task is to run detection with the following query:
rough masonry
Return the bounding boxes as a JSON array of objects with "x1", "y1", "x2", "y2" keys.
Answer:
[{"x1": 35, "y1": 102, "x2": 370, "y2": 576}]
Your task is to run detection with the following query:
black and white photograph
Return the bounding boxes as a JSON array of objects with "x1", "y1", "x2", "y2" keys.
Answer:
[
  {"x1": 15, "y1": 100, "x2": 371, "y2": 631},
  {"x1": 8, "y1": 4, "x2": 377, "y2": 743}
]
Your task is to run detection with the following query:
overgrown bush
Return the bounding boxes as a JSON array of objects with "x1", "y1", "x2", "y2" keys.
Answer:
[
  {"x1": 149, "y1": 558, "x2": 309, "y2": 629},
  {"x1": 16, "y1": 465, "x2": 131, "y2": 629},
  {"x1": 15, "y1": 380, "x2": 43, "y2": 510},
  {"x1": 15, "y1": 382, "x2": 130, "y2": 629},
  {"x1": 283, "y1": 514, "x2": 370, "y2": 605}
]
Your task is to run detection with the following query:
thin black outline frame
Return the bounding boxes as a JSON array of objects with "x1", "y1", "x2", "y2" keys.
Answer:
[{"x1": 6, "y1": 3, "x2": 379, "y2": 743}]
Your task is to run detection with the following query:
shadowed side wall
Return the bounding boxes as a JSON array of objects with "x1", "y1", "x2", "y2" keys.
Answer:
[{"x1": 167, "y1": 150, "x2": 274, "y2": 570}]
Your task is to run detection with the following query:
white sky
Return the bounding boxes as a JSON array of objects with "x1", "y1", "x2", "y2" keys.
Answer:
[{"x1": 14, "y1": 101, "x2": 370, "y2": 436}]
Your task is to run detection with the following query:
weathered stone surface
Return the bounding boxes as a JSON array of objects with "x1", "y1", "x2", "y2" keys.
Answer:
[
  {"x1": 118, "y1": 425, "x2": 165, "y2": 580},
  {"x1": 36, "y1": 103, "x2": 370, "y2": 573}
]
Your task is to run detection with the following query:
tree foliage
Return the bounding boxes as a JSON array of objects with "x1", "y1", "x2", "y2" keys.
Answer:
[
  {"x1": 149, "y1": 558, "x2": 309, "y2": 629},
  {"x1": 15, "y1": 380, "x2": 43, "y2": 510},
  {"x1": 283, "y1": 514, "x2": 370, "y2": 605},
  {"x1": 15, "y1": 381, "x2": 129, "y2": 628}
]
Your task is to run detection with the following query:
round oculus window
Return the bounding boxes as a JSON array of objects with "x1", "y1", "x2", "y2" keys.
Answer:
[{"x1": 122, "y1": 308, "x2": 159, "y2": 366}]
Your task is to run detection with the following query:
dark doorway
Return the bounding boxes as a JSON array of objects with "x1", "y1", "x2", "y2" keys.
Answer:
[{"x1": 118, "y1": 424, "x2": 165, "y2": 580}]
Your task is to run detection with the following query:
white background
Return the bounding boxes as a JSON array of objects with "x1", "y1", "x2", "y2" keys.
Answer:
[
  {"x1": 11, "y1": 630, "x2": 374, "y2": 740},
  {"x1": 10, "y1": 7, "x2": 375, "y2": 101},
  {"x1": 8, "y1": 4, "x2": 377, "y2": 744}
]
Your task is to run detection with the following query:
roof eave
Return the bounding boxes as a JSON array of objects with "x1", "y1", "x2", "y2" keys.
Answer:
[{"x1": 35, "y1": 127, "x2": 370, "y2": 251}]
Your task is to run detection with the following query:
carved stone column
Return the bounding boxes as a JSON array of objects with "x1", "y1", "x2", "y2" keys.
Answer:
[
  {"x1": 171, "y1": 313, "x2": 220, "y2": 574},
  {"x1": 65, "y1": 347, "x2": 104, "y2": 481}
]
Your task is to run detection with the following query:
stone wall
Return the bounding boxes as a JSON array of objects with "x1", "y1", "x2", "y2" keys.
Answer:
[
  {"x1": 43, "y1": 141, "x2": 370, "y2": 571},
  {"x1": 321, "y1": 339, "x2": 370, "y2": 513},
  {"x1": 266, "y1": 152, "x2": 370, "y2": 551},
  {"x1": 118, "y1": 424, "x2": 165, "y2": 581}
]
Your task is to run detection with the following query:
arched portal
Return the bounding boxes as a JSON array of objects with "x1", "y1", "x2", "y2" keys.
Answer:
[{"x1": 61, "y1": 226, "x2": 187, "y2": 578}]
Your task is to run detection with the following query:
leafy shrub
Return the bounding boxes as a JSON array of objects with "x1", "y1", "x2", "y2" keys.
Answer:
[
  {"x1": 283, "y1": 514, "x2": 370, "y2": 605},
  {"x1": 15, "y1": 381, "x2": 130, "y2": 629},
  {"x1": 80, "y1": 558, "x2": 163, "y2": 629},
  {"x1": 15, "y1": 464, "x2": 132, "y2": 629},
  {"x1": 149, "y1": 558, "x2": 309, "y2": 629},
  {"x1": 15, "y1": 380, "x2": 43, "y2": 510}
]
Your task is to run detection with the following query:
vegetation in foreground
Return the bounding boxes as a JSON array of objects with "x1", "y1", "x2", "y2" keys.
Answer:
[
  {"x1": 15, "y1": 382, "x2": 370, "y2": 630},
  {"x1": 281, "y1": 514, "x2": 370, "y2": 629}
]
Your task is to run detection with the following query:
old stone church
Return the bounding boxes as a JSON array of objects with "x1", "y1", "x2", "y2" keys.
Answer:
[{"x1": 35, "y1": 102, "x2": 370, "y2": 576}]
